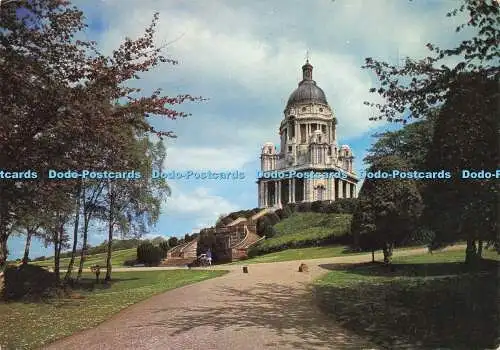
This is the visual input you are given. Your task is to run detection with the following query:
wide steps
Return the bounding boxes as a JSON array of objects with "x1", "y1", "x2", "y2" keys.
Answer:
[{"x1": 160, "y1": 258, "x2": 195, "y2": 266}]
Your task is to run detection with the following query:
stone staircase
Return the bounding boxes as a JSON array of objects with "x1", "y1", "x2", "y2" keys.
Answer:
[{"x1": 160, "y1": 258, "x2": 195, "y2": 267}]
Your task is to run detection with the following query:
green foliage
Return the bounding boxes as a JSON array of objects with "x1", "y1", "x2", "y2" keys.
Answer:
[
  {"x1": 364, "y1": 116, "x2": 435, "y2": 171},
  {"x1": 274, "y1": 208, "x2": 284, "y2": 219},
  {"x1": 296, "y1": 202, "x2": 312, "y2": 212},
  {"x1": 167, "y1": 237, "x2": 178, "y2": 247},
  {"x1": 282, "y1": 205, "x2": 293, "y2": 218},
  {"x1": 158, "y1": 241, "x2": 170, "y2": 258},
  {"x1": 251, "y1": 213, "x2": 352, "y2": 256},
  {"x1": 263, "y1": 225, "x2": 277, "y2": 238},
  {"x1": 314, "y1": 252, "x2": 499, "y2": 349},
  {"x1": 351, "y1": 155, "x2": 423, "y2": 257},
  {"x1": 256, "y1": 216, "x2": 272, "y2": 236},
  {"x1": 2, "y1": 265, "x2": 58, "y2": 301},
  {"x1": 310, "y1": 200, "x2": 325, "y2": 212},
  {"x1": 423, "y1": 72, "x2": 499, "y2": 253},
  {"x1": 136, "y1": 242, "x2": 162, "y2": 267},
  {"x1": 197, "y1": 229, "x2": 216, "y2": 257},
  {"x1": 122, "y1": 259, "x2": 137, "y2": 267}
]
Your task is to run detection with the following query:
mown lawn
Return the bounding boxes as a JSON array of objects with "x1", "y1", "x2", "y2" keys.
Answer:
[
  {"x1": 230, "y1": 245, "x2": 359, "y2": 264},
  {"x1": 32, "y1": 248, "x2": 136, "y2": 269},
  {"x1": 313, "y1": 249, "x2": 500, "y2": 349},
  {"x1": 0, "y1": 269, "x2": 227, "y2": 350},
  {"x1": 251, "y1": 213, "x2": 351, "y2": 255}
]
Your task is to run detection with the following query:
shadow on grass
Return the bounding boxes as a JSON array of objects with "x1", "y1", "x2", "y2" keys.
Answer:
[
  {"x1": 1, "y1": 264, "x2": 141, "y2": 303},
  {"x1": 314, "y1": 260, "x2": 499, "y2": 350},
  {"x1": 134, "y1": 282, "x2": 374, "y2": 350},
  {"x1": 66, "y1": 277, "x2": 141, "y2": 292},
  {"x1": 320, "y1": 259, "x2": 499, "y2": 278}
]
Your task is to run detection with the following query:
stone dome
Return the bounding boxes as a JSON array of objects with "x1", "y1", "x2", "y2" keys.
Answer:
[{"x1": 286, "y1": 61, "x2": 328, "y2": 108}]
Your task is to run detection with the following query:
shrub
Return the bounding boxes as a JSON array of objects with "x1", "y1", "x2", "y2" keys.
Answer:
[
  {"x1": 311, "y1": 200, "x2": 324, "y2": 212},
  {"x1": 123, "y1": 259, "x2": 137, "y2": 267},
  {"x1": 159, "y1": 241, "x2": 170, "y2": 258},
  {"x1": 256, "y1": 216, "x2": 272, "y2": 236},
  {"x1": 266, "y1": 212, "x2": 281, "y2": 225},
  {"x1": 264, "y1": 225, "x2": 277, "y2": 238},
  {"x1": 286, "y1": 203, "x2": 297, "y2": 213},
  {"x1": 275, "y1": 208, "x2": 285, "y2": 220},
  {"x1": 282, "y1": 205, "x2": 293, "y2": 218},
  {"x1": 136, "y1": 242, "x2": 162, "y2": 267},
  {"x1": 296, "y1": 202, "x2": 312, "y2": 212},
  {"x1": 167, "y1": 236, "x2": 178, "y2": 247},
  {"x1": 3, "y1": 265, "x2": 58, "y2": 300}
]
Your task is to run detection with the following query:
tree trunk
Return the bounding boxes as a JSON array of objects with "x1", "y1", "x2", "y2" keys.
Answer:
[
  {"x1": 465, "y1": 239, "x2": 478, "y2": 264},
  {"x1": 0, "y1": 233, "x2": 8, "y2": 271},
  {"x1": 383, "y1": 242, "x2": 393, "y2": 265},
  {"x1": 477, "y1": 240, "x2": 483, "y2": 259},
  {"x1": 65, "y1": 181, "x2": 82, "y2": 281},
  {"x1": 53, "y1": 224, "x2": 61, "y2": 284},
  {"x1": 371, "y1": 249, "x2": 375, "y2": 263},
  {"x1": 105, "y1": 182, "x2": 114, "y2": 282},
  {"x1": 22, "y1": 229, "x2": 33, "y2": 265},
  {"x1": 0, "y1": 208, "x2": 10, "y2": 271},
  {"x1": 77, "y1": 215, "x2": 90, "y2": 281}
]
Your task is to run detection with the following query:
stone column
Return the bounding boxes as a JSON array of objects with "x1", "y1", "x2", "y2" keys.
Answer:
[
  {"x1": 338, "y1": 180, "x2": 344, "y2": 199},
  {"x1": 291, "y1": 178, "x2": 295, "y2": 202},
  {"x1": 288, "y1": 179, "x2": 292, "y2": 203},
  {"x1": 264, "y1": 182, "x2": 269, "y2": 207},
  {"x1": 257, "y1": 181, "x2": 264, "y2": 208},
  {"x1": 275, "y1": 181, "x2": 280, "y2": 207},
  {"x1": 303, "y1": 179, "x2": 307, "y2": 202},
  {"x1": 345, "y1": 182, "x2": 350, "y2": 198}
]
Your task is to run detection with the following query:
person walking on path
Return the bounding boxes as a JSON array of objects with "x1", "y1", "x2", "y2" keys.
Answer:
[{"x1": 206, "y1": 249, "x2": 212, "y2": 266}]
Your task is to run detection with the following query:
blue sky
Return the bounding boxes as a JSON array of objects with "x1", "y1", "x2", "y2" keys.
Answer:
[{"x1": 8, "y1": 0, "x2": 467, "y2": 259}]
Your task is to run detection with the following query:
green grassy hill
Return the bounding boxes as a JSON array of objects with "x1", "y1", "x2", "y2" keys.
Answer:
[
  {"x1": 32, "y1": 248, "x2": 136, "y2": 269},
  {"x1": 250, "y1": 212, "x2": 352, "y2": 256}
]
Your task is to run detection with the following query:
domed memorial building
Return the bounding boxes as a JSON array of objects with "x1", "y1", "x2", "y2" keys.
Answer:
[{"x1": 257, "y1": 60, "x2": 359, "y2": 208}]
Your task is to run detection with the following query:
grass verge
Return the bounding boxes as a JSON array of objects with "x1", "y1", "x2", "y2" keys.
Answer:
[
  {"x1": 230, "y1": 245, "x2": 360, "y2": 265},
  {"x1": 250, "y1": 213, "x2": 351, "y2": 256},
  {"x1": 0, "y1": 269, "x2": 227, "y2": 350},
  {"x1": 32, "y1": 248, "x2": 137, "y2": 269},
  {"x1": 313, "y1": 249, "x2": 499, "y2": 349}
]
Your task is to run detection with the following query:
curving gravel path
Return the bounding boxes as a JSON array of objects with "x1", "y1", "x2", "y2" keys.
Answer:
[{"x1": 44, "y1": 247, "x2": 462, "y2": 350}]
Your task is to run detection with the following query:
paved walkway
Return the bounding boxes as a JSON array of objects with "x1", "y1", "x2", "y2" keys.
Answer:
[{"x1": 44, "y1": 246, "x2": 462, "y2": 350}]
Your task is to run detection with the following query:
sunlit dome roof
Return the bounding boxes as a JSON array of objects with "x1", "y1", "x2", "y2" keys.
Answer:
[{"x1": 286, "y1": 61, "x2": 328, "y2": 108}]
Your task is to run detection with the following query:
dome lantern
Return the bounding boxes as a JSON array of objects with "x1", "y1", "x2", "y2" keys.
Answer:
[{"x1": 286, "y1": 60, "x2": 328, "y2": 108}]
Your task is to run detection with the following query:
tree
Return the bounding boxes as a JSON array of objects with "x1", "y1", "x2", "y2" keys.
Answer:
[
  {"x1": 361, "y1": 0, "x2": 499, "y2": 261},
  {"x1": 351, "y1": 156, "x2": 423, "y2": 264},
  {"x1": 0, "y1": 0, "x2": 202, "y2": 270},
  {"x1": 159, "y1": 240, "x2": 170, "y2": 258},
  {"x1": 77, "y1": 180, "x2": 105, "y2": 280},
  {"x1": 364, "y1": 113, "x2": 436, "y2": 171},
  {"x1": 423, "y1": 71, "x2": 498, "y2": 262},
  {"x1": 363, "y1": 0, "x2": 498, "y2": 124},
  {"x1": 168, "y1": 236, "x2": 179, "y2": 247}
]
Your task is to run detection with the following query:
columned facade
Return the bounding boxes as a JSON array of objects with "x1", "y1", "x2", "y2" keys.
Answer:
[{"x1": 257, "y1": 60, "x2": 358, "y2": 208}]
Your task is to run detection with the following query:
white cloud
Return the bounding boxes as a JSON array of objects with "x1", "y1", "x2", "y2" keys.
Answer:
[
  {"x1": 70, "y1": 0, "x2": 469, "y2": 237},
  {"x1": 164, "y1": 146, "x2": 254, "y2": 170},
  {"x1": 162, "y1": 184, "x2": 239, "y2": 228}
]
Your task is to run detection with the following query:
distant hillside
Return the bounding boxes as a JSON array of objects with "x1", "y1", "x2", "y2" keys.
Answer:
[{"x1": 32, "y1": 248, "x2": 137, "y2": 269}]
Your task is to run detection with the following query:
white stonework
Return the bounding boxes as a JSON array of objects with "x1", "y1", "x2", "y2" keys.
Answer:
[{"x1": 257, "y1": 60, "x2": 359, "y2": 208}]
